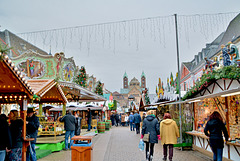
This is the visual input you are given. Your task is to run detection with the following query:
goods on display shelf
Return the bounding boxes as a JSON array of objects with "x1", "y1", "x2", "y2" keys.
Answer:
[
  {"x1": 38, "y1": 116, "x2": 65, "y2": 137},
  {"x1": 169, "y1": 103, "x2": 193, "y2": 145},
  {"x1": 194, "y1": 95, "x2": 240, "y2": 140}
]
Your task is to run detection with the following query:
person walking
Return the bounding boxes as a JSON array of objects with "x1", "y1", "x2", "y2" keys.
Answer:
[
  {"x1": 110, "y1": 112, "x2": 115, "y2": 126},
  {"x1": 0, "y1": 114, "x2": 11, "y2": 161},
  {"x1": 125, "y1": 114, "x2": 129, "y2": 126},
  {"x1": 26, "y1": 108, "x2": 40, "y2": 161},
  {"x1": 115, "y1": 113, "x2": 119, "y2": 127},
  {"x1": 74, "y1": 112, "x2": 82, "y2": 142},
  {"x1": 8, "y1": 110, "x2": 24, "y2": 161},
  {"x1": 128, "y1": 112, "x2": 135, "y2": 131},
  {"x1": 160, "y1": 113, "x2": 179, "y2": 161},
  {"x1": 59, "y1": 109, "x2": 76, "y2": 150},
  {"x1": 204, "y1": 111, "x2": 229, "y2": 161},
  {"x1": 86, "y1": 108, "x2": 92, "y2": 131},
  {"x1": 141, "y1": 112, "x2": 160, "y2": 161},
  {"x1": 133, "y1": 110, "x2": 141, "y2": 134}
]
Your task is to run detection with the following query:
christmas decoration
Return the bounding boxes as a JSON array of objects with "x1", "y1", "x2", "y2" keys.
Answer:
[
  {"x1": 182, "y1": 65, "x2": 240, "y2": 100},
  {"x1": 94, "y1": 81, "x2": 103, "y2": 95},
  {"x1": 75, "y1": 66, "x2": 87, "y2": 87}
]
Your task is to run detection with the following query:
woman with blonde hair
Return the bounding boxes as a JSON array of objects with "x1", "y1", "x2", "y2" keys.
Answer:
[
  {"x1": 160, "y1": 113, "x2": 179, "y2": 161},
  {"x1": 8, "y1": 110, "x2": 23, "y2": 161}
]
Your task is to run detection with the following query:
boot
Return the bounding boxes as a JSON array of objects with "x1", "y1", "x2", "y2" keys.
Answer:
[
  {"x1": 149, "y1": 155, "x2": 153, "y2": 161},
  {"x1": 162, "y1": 157, "x2": 167, "y2": 161},
  {"x1": 146, "y1": 152, "x2": 149, "y2": 160}
]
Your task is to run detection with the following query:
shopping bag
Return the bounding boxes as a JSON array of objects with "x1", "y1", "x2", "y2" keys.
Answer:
[{"x1": 138, "y1": 139, "x2": 144, "y2": 151}]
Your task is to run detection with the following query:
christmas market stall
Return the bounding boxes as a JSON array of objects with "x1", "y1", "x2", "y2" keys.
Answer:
[
  {"x1": 27, "y1": 79, "x2": 68, "y2": 139},
  {"x1": 183, "y1": 64, "x2": 240, "y2": 160},
  {"x1": 59, "y1": 81, "x2": 106, "y2": 128},
  {"x1": 0, "y1": 53, "x2": 34, "y2": 161}
]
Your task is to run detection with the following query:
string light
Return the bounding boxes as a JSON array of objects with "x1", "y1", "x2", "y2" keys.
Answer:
[{"x1": 17, "y1": 12, "x2": 238, "y2": 55}]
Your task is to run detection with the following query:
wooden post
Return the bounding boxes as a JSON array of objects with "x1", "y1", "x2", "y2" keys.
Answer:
[
  {"x1": 62, "y1": 103, "x2": 66, "y2": 116},
  {"x1": 39, "y1": 103, "x2": 43, "y2": 116},
  {"x1": 225, "y1": 97, "x2": 230, "y2": 136},
  {"x1": 19, "y1": 99, "x2": 27, "y2": 161}
]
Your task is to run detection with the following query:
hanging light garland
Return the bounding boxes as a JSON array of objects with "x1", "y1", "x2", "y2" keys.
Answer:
[{"x1": 18, "y1": 12, "x2": 238, "y2": 55}]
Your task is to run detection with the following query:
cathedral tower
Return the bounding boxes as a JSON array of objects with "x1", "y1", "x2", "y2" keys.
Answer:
[{"x1": 123, "y1": 71, "x2": 128, "y2": 89}]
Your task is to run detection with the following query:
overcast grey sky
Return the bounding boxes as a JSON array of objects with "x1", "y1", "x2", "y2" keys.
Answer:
[{"x1": 1, "y1": 0, "x2": 239, "y2": 94}]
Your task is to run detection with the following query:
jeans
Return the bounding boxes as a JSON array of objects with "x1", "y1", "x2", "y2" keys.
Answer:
[
  {"x1": 163, "y1": 144, "x2": 173, "y2": 160},
  {"x1": 146, "y1": 143, "x2": 155, "y2": 160},
  {"x1": 9, "y1": 147, "x2": 22, "y2": 161},
  {"x1": 65, "y1": 130, "x2": 75, "y2": 149},
  {"x1": 0, "y1": 150, "x2": 6, "y2": 161},
  {"x1": 130, "y1": 122, "x2": 134, "y2": 131},
  {"x1": 88, "y1": 124, "x2": 91, "y2": 131},
  {"x1": 26, "y1": 142, "x2": 37, "y2": 161},
  {"x1": 212, "y1": 147, "x2": 223, "y2": 161},
  {"x1": 135, "y1": 123, "x2": 140, "y2": 134}
]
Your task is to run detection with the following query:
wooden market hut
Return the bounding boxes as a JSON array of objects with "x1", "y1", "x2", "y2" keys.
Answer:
[
  {"x1": 0, "y1": 53, "x2": 34, "y2": 161},
  {"x1": 27, "y1": 79, "x2": 68, "y2": 115}
]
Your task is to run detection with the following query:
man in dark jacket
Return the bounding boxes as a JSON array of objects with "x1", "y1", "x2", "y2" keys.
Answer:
[
  {"x1": 59, "y1": 110, "x2": 76, "y2": 150},
  {"x1": 87, "y1": 108, "x2": 92, "y2": 131},
  {"x1": 133, "y1": 110, "x2": 141, "y2": 134},
  {"x1": 0, "y1": 114, "x2": 12, "y2": 161},
  {"x1": 26, "y1": 108, "x2": 39, "y2": 161}
]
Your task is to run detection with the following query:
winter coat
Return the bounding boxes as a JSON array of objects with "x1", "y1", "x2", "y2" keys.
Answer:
[
  {"x1": 128, "y1": 114, "x2": 134, "y2": 123},
  {"x1": 0, "y1": 119, "x2": 12, "y2": 150},
  {"x1": 142, "y1": 115, "x2": 160, "y2": 143},
  {"x1": 75, "y1": 117, "x2": 82, "y2": 136},
  {"x1": 60, "y1": 113, "x2": 76, "y2": 131},
  {"x1": 115, "y1": 114, "x2": 119, "y2": 122},
  {"x1": 204, "y1": 118, "x2": 229, "y2": 148},
  {"x1": 26, "y1": 114, "x2": 40, "y2": 143},
  {"x1": 10, "y1": 119, "x2": 24, "y2": 148},
  {"x1": 87, "y1": 111, "x2": 92, "y2": 124},
  {"x1": 160, "y1": 119, "x2": 179, "y2": 145},
  {"x1": 133, "y1": 113, "x2": 141, "y2": 124}
]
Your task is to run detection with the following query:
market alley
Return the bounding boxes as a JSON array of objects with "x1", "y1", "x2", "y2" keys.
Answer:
[{"x1": 39, "y1": 126, "x2": 212, "y2": 161}]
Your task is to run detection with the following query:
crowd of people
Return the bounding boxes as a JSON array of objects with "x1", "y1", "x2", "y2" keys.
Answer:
[
  {"x1": 0, "y1": 108, "x2": 39, "y2": 161},
  {"x1": 110, "y1": 110, "x2": 228, "y2": 161}
]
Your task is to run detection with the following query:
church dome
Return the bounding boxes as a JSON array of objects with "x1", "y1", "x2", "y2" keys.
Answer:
[{"x1": 129, "y1": 77, "x2": 140, "y2": 86}]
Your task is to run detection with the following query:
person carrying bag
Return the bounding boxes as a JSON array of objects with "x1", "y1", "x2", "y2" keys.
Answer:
[{"x1": 141, "y1": 112, "x2": 160, "y2": 161}]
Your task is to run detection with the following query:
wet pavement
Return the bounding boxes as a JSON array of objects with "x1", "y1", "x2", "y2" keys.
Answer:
[{"x1": 38, "y1": 126, "x2": 212, "y2": 161}]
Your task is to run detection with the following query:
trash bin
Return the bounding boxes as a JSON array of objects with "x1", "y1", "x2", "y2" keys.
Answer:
[
  {"x1": 71, "y1": 142, "x2": 93, "y2": 161},
  {"x1": 71, "y1": 136, "x2": 94, "y2": 161}
]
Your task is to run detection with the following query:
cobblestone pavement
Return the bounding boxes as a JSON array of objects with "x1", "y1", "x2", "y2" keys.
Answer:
[{"x1": 38, "y1": 126, "x2": 212, "y2": 161}]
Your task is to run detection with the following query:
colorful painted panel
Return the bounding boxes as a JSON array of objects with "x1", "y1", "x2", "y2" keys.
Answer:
[
  {"x1": 62, "y1": 63, "x2": 74, "y2": 82},
  {"x1": 17, "y1": 58, "x2": 45, "y2": 79}
]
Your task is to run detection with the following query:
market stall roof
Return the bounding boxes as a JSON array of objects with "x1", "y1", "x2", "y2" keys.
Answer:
[
  {"x1": 75, "y1": 104, "x2": 103, "y2": 111},
  {"x1": 49, "y1": 107, "x2": 76, "y2": 112},
  {"x1": 27, "y1": 79, "x2": 67, "y2": 103},
  {"x1": 0, "y1": 53, "x2": 33, "y2": 103},
  {"x1": 59, "y1": 81, "x2": 107, "y2": 102}
]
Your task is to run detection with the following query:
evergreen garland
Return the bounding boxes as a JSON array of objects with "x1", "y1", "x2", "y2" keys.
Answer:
[
  {"x1": 95, "y1": 81, "x2": 103, "y2": 95},
  {"x1": 75, "y1": 66, "x2": 87, "y2": 87},
  {"x1": 182, "y1": 65, "x2": 240, "y2": 100}
]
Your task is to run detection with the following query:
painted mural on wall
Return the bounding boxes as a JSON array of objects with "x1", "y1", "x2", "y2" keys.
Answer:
[
  {"x1": 12, "y1": 51, "x2": 78, "y2": 82},
  {"x1": 17, "y1": 58, "x2": 45, "y2": 79},
  {"x1": 62, "y1": 63, "x2": 74, "y2": 82}
]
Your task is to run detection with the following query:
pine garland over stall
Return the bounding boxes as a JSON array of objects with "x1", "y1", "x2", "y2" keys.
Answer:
[{"x1": 182, "y1": 65, "x2": 240, "y2": 100}]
